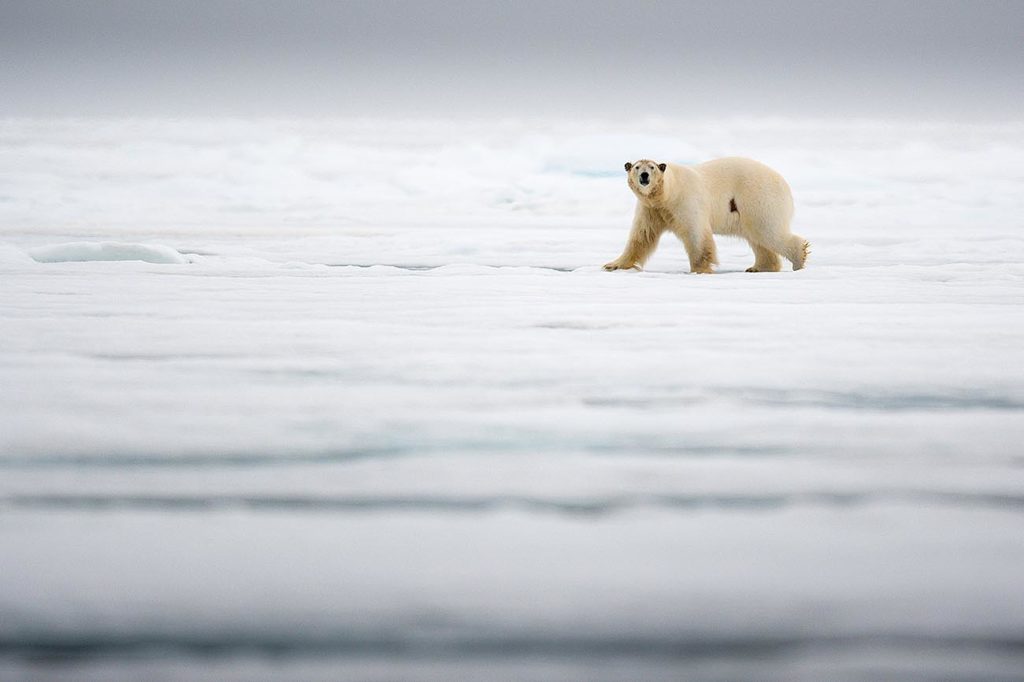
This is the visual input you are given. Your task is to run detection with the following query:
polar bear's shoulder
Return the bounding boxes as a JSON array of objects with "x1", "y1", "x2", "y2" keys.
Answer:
[{"x1": 695, "y1": 157, "x2": 770, "y2": 174}]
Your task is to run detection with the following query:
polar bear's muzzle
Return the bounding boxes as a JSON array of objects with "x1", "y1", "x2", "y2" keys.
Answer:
[{"x1": 639, "y1": 172, "x2": 650, "y2": 186}]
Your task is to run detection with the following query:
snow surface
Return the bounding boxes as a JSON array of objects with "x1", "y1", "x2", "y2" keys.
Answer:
[{"x1": 1, "y1": 117, "x2": 1023, "y2": 681}]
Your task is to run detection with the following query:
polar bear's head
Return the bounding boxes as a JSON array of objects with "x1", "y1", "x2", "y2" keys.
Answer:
[{"x1": 625, "y1": 160, "x2": 668, "y2": 199}]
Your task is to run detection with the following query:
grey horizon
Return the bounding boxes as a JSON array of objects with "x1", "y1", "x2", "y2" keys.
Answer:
[{"x1": 1, "y1": 0, "x2": 1021, "y2": 118}]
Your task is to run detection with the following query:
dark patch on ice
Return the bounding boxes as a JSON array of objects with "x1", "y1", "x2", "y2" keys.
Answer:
[
  {"x1": 581, "y1": 388, "x2": 1024, "y2": 413},
  {"x1": 583, "y1": 396, "x2": 705, "y2": 407},
  {"x1": 7, "y1": 490, "x2": 1024, "y2": 515},
  {"x1": 733, "y1": 388, "x2": 1024, "y2": 412},
  {"x1": 585, "y1": 443, "x2": 788, "y2": 457},
  {"x1": 2, "y1": 631, "x2": 1022, "y2": 663},
  {"x1": 0, "y1": 442, "x2": 788, "y2": 470},
  {"x1": 332, "y1": 263, "x2": 436, "y2": 271},
  {"x1": 0, "y1": 446, "x2": 409, "y2": 469}
]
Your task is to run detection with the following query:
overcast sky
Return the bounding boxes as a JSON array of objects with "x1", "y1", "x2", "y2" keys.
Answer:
[{"x1": 1, "y1": 0, "x2": 1021, "y2": 118}]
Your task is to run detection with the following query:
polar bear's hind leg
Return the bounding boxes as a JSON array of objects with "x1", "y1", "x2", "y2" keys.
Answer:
[
  {"x1": 746, "y1": 242, "x2": 782, "y2": 273},
  {"x1": 783, "y1": 234, "x2": 810, "y2": 270},
  {"x1": 745, "y1": 210, "x2": 809, "y2": 272}
]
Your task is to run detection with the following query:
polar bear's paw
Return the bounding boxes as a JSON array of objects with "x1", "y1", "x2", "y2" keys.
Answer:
[{"x1": 603, "y1": 260, "x2": 638, "y2": 271}]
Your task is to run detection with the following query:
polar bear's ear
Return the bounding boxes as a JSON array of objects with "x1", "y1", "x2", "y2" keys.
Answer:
[
  {"x1": 658, "y1": 163, "x2": 667, "y2": 172},
  {"x1": 624, "y1": 162, "x2": 633, "y2": 171}
]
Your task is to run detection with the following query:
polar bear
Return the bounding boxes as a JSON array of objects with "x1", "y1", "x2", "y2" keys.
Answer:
[{"x1": 603, "y1": 157, "x2": 809, "y2": 274}]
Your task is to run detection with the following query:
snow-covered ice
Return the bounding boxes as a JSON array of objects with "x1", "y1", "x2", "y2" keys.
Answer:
[
  {"x1": 1, "y1": 117, "x2": 1023, "y2": 681},
  {"x1": 27, "y1": 241, "x2": 189, "y2": 264}
]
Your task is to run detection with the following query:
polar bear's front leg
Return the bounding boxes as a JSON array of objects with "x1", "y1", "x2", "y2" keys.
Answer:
[
  {"x1": 603, "y1": 216, "x2": 661, "y2": 271},
  {"x1": 677, "y1": 223, "x2": 718, "y2": 274}
]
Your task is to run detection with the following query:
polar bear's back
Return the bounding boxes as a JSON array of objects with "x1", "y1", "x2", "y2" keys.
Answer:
[
  {"x1": 695, "y1": 157, "x2": 792, "y2": 202},
  {"x1": 695, "y1": 157, "x2": 794, "y2": 232}
]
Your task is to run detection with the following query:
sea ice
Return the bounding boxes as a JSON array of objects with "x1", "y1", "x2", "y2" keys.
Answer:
[
  {"x1": 1, "y1": 117, "x2": 1022, "y2": 681},
  {"x1": 28, "y1": 241, "x2": 188, "y2": 264}
]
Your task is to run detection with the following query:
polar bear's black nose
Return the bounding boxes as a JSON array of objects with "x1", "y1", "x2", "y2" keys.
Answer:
[{"x1": 639, "y1": 172, "x2": 650, "y2": 185}]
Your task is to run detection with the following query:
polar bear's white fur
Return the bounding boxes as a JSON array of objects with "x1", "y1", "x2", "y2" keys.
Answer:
[{"x1": 604, "y1": 157, "x2": 809, "y2": 274}]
